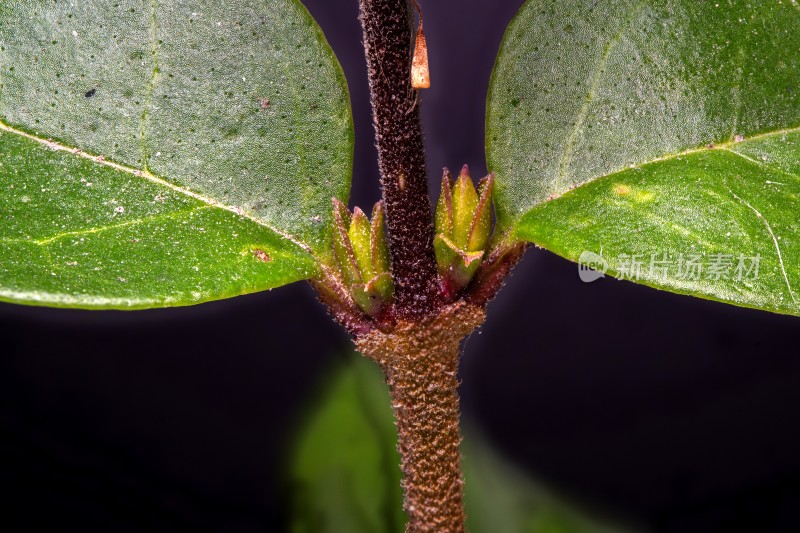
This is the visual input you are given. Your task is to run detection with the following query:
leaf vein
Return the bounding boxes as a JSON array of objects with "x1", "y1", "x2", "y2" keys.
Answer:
[
  {"x1": 621, "y1": 126, "x2": 800, "y2": 172},
  {"x1": 538, "y1": 125, "x2": 800, "y2": 209},
  {"x1": 1, "y1": 206, "x2": 211, "y2": 247},
  {"x1": 140, "y1": 0, "x2": 161, "y2": 171},
  {"x1": 722, "y1": 147, "x2": 800, "y2": 184},
  {"x1": 0, "y1": 120, "x2": 314, "y2": 254},
  {"x1": 729, "y1": 46, "x2": 746, "y2": 141},
  {"x1": 556, "y1": 1, "x2": 648, "y2": 189},
  {"x1": 726, "y1": 185, "x2": 796, "y2": 304}
]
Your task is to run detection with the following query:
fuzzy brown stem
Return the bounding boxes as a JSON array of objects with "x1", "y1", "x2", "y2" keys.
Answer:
[
  {"x1": 358, "y1": 0, "x2": 440, "y2": 318},
  {"x1": 356, "y1": 302, "x2": 485, "y2": 532}
]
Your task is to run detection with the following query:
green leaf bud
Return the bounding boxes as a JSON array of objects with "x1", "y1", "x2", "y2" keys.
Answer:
[
  {"x1": 451, "y1": 165, "x2": 479, "y2": 249},
  {"x1": 432, "y1": 166, "x2": 495, "y2": 295},
  {"x1": 330, "y1": 198, "x2": 394, "y2": 317}
]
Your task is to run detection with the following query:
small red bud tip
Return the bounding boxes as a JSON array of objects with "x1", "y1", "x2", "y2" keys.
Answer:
[
  {"x1": 460, "y1": 164, "x2": 470, "y2": 177},
  {"x1": 441, "y1": 168, "x2": 453, "y2": 188}
]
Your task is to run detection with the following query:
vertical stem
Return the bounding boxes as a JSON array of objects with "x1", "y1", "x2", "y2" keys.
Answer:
[
  {"x1": 358, "y1": 0, "x2": 440, "y2": 318},
  {"x1": 386, "y1": 343, "x2": 465, "y2": 532},
  {"x1": 356, "y1": 302, "x2": 485, "y2": 532}
]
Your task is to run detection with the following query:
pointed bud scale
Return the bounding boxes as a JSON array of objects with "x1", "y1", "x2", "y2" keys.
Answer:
[
  {"x1": 366, "y1": 202, "x2": 393, "y2": 304},
  {"x1": 332, "y1": 198, "x2": 361, "y2": 287},
  {"x1": 466, "y1": 173, "x2": 494, "y2": 252},
  {"x1": 451, "y1": 165, "x2": 479, "y2": 250},
  {"x1": 349, "y1": 207, "x2": 374, "y2": 280},
  {"x1": 332, "y1": 197, "x2": 352, "y2": 228},
  {"x1": 435, "y1": 168, "x2": 454, "y2": 240}
]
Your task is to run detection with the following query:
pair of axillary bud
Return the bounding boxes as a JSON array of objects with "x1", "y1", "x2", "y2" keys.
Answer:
[
  {"x1": 332, "y1": 199, "x2": 394, "y2": 317},
  {"x1": 434, "y1": 165, "x2": 494, "y2": 296}
]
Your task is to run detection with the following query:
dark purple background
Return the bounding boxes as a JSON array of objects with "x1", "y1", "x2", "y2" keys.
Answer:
[{"x1": 2, "y1": 1, "x2": 800, "y2": 531}]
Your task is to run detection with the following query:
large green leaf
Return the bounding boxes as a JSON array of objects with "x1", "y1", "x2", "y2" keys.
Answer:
[
  {"x1": 0, "y1": 0, "x2": 352, "y2": 308},
  {"x1": 289, "y1": 353, "x2": 632, "y2": 533},
  {"x1": 487, "y1": 0, "x2": 800, "y2": 316}
]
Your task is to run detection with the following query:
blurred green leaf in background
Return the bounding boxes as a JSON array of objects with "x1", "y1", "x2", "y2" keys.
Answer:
[{"x1": 289, "y1": 354, "x2": 638, "y2": 533}]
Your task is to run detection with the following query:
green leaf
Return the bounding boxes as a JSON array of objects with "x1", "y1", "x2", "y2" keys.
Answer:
[
  {"x1": 290, "y1": 355, "x2": 405, "y2": 533},
  {"x1": 462, "y1": 433, "x2": 629, "y2": 533},
  {"x1": 289, "y1": 353, "x2": 631, "y2": 533},
  {"x1": 0, "y1": 0, "x2": 352, "y2": 308},
  {"x1": 486, "y1": 0, "x2": 800, "y2": 316}
]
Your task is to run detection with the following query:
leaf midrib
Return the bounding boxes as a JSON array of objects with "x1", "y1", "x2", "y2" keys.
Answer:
[
  {"x1": 519, "y1": 124, "x2": 800, "y2": 307},
  {"x1": 0, "y1": 119, "x2": 313, "y2": 254},
  {"x1": 535, "y1": 123, "x2": 800, "y2": 209}
]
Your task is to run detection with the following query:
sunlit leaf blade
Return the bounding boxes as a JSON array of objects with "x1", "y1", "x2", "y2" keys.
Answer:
[
  {"x1": 290, "y1": 354, "x2": 632, "y2": 533},
  {"x1": 0, "y1": 130, "x2": 317, "y2": 308},
  {"x1": 518, "y1": 133, "x2": 800, "y2": 316},
  {"x1": 487, "y1": 0, "x2": 800, "y2": 315},
  {"x1": 0, "y1": 0, "x2": 352, "y2": 308}
]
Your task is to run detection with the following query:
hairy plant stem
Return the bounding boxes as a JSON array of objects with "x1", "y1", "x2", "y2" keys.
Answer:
[
  {"x1": 356, "y1": 302, "x2": 485, "y2": 532},
  {"x1": 350, "y1": 1, "x2": 525, "y2": 531},
  {"x1": 358, "y1": 0, "x2": 440, "y2": 319}
]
